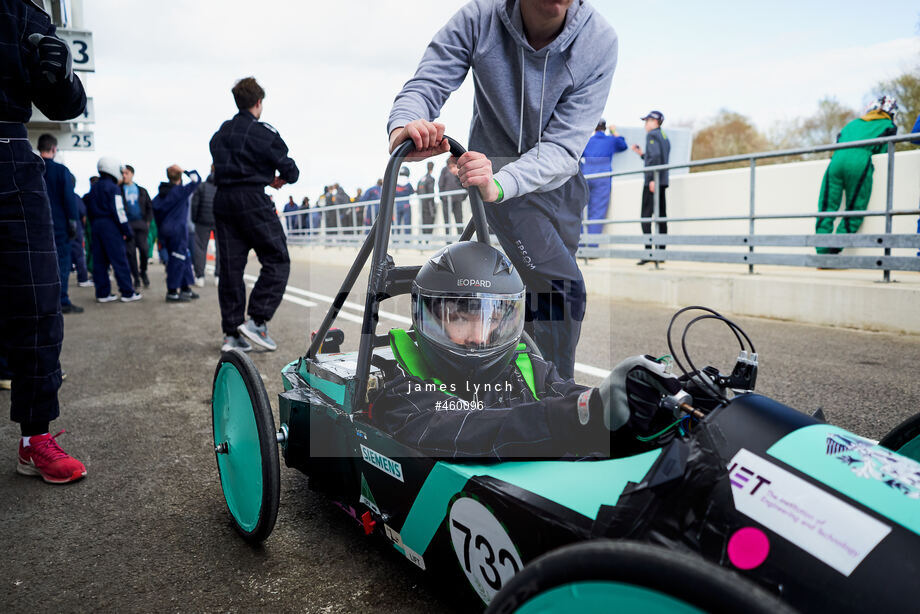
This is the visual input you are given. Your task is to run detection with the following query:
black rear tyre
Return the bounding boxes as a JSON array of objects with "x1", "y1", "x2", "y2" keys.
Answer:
[
  {"x1": 879, "y1": 411, "x2": 920, "y2": 461},
  {"x1": 485, "y1": 540, "x2": 795, "y2": 614}
]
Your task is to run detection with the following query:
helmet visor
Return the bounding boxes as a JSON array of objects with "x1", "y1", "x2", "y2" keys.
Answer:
[{"x1": 413, "y1": 290, "x2": 525, "y2": 355}]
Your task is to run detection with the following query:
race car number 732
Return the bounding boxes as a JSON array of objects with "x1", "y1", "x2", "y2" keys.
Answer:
[
  {"x1": 448, "y1": 496, "x2": 525, "y2": 603},
  {"x1": 451, "y1": 519, "x2": 520, "y2": 589}
]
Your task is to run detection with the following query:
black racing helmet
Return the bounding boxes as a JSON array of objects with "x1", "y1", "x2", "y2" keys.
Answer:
[{"x1": 411, "y1": 242, "x2": 525, "y2": 387}]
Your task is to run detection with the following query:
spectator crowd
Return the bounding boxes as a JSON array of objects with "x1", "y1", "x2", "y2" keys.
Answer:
[{"x1": 279, "y1": 158, "x2": 471, "y2": 240}]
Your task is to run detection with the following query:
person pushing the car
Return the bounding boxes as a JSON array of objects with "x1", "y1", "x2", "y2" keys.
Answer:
[
  {"x1": 386, "y1": 0, "x2": 618, "y2": 381},
  {"x1": 369, "y1": 242, "x2": 685, "y2": 459}
]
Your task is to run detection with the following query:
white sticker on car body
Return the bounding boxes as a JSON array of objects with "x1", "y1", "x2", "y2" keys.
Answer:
[
  {"x1": 360, "y1": 444, "x2": 403, "y2": 482},
  {"x1": 729, "y1": 448, "x2": 891, "y2": 576},
  {"x1": 448, "y1": 496, "x2": 523, "y2": 604},
  {"x1": 384, "y1": 524, "x2": 426, "y2": 570}
]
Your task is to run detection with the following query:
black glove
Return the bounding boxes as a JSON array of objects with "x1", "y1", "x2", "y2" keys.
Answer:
[
  {"x1": 67, "y1": 219, "x2": 77, "y2": 239},
  {"x1": 27, "y1": 33, "x2": 73, "y2": 85},
  {"x1": 595, "y1": 355, "x2": 683, "y2": 435}
]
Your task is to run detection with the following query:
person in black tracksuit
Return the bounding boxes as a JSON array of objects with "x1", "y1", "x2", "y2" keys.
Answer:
[
  {"x1": 438, "y1": 158, "x2": 465, "y2": 235},
  {"x1": 191, "y1": 167, "x2": 219, "y2": 280},
  {"x1": 631, "y1": 110, "x2": 671, "y2": 263},
  {"x1": 209, "y1": 77, "x2": 299, "y2": 352},
  {"x1": 1, "y1": 0, "x2": 87, "y2": 481},
  {"x1": 417, "y1": 161, "x2": 436, "y2": 234}
]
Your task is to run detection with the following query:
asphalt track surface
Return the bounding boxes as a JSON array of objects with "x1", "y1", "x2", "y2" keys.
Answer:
[{"x1": 2, "y1": 255, "x2": 919, "y2": 613}]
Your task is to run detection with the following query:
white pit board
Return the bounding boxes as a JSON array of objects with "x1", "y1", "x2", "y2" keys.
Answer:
[
  {"x1": 32, "y1": 97, "x2": 94, "y2": 124},
  {"x1": 57, "y1": 29, "x2": 94, "y2": 73}
]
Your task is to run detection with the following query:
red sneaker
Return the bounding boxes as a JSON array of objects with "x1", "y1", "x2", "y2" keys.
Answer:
[{"x1": 17, "y1": 430, "x2": 87, "y2": 484}]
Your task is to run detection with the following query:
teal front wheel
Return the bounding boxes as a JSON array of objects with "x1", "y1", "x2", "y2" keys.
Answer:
[{"x1": 212, "y1": 349, "x2": 280, "y2": 543}]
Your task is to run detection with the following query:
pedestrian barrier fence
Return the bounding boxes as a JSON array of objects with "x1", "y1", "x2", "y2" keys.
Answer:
[{"x1": 280, "y1": 132, "x2": 920, "y2": 282}]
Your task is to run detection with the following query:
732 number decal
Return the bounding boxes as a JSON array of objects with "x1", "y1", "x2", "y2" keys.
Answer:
[{"x1": 448, "y1": 497, "x2": 523, "y2": 604}]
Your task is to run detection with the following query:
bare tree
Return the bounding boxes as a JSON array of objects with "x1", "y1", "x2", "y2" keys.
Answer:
[
  {"x1": 690, "y1": 110, "x2": 768, "y2": 172},
  {"x1": 769, "y1": 97, "x2": 857, "y2": 162}
]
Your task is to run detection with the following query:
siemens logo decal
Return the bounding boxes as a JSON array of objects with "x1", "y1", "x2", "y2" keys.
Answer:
[
  {"x1": 457, "y1": 279, "x2": 491, "y2": 288},
  {"x1": 360, "y1": 444, "x2": 404, "y2": 482}
]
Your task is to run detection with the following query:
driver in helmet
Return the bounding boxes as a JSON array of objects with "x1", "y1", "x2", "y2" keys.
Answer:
[
  {"x1": 369, "y1": 242, "x2": 683, "y2": 459},
  {"x1": 84, "y1": 157, "x2": 143, "y2": 303}
]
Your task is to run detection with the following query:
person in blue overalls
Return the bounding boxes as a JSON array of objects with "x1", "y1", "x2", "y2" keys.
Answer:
[
  {"x1": 152, "y1": 165, "x2": 201, "y2": 302},
  {"x1": 37, "y1": 133, "x2": 82, "y2": 313},
  {"x1": 282, "y1": 196, "x2": 299, "y2": 234},
  {"x1": 911, "y1": 112, "x2": 920, "y2": 256},
  {"x1": 2, "y1": 0, "x2": 89, "y2": 483},
  {"x1": 395, "y1": 166, "x2": 414, "y2": 234},
  {"x1": 85, "y1": 157, "x2": 142, "y2": 303},
  {"x1": 361, "y1": 178, "x2": 384, "y2": 230},
  {"x1": 580, "y1": 119, "x2": 627, "y2": 242}
]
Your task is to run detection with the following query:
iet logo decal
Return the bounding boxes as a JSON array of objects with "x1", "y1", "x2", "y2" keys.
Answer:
[
  {"x1": 728, "y1": 460, "x2": 772, "y2": 495},
  {"x1": 361, "y1": 444, "x2": 404, "y2": 482}
]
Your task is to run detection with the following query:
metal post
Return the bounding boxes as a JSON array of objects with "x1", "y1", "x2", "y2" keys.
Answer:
[
  {"x1": 883, "y1": 142, "x2": 895, "y2": 282},
  {"x1": 749, "y1": 158, "x2": 756, "y2": 274},
  {"x1": 652, "y1": 169, "x2": 660, "y2": 269},
  {"x1": 70, "y1": 0, "x2": 85, "y2": 28}
]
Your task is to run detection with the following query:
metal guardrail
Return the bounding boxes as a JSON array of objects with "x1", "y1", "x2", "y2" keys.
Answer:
[{"x1": 280, "y1": 132, "x2": 920, "y2": 281}]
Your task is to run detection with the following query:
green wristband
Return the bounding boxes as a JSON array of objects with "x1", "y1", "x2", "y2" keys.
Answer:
[{"x1": 493, "y1": 178, "x2": 503, "y2": 203}]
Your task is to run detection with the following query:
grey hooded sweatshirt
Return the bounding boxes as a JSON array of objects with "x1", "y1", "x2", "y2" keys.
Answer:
[{"x1": 388, "y1": 0, "x2": 617, "y2": 202}]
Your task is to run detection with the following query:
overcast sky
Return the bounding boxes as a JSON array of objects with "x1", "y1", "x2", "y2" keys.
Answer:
[{"x1": 55, "y1": 0, "x2": 920, "y2": 208}]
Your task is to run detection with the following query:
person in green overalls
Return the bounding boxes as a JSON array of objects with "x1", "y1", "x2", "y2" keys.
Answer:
[
  {"x1": 368, "y1": 241, "x2": 686, "y2": 459},
  {"x1": 816, "y1": 96, "x2": 898, "y2": 254}
]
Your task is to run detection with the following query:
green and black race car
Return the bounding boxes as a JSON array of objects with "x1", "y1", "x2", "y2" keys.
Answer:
[{"x1": 211, "y1": 139, "x2": 920, "y2": 613}]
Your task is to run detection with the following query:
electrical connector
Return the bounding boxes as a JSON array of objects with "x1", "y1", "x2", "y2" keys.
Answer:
[{"x1": 728, "y1": 350, "x2": 758, "y2": 392}]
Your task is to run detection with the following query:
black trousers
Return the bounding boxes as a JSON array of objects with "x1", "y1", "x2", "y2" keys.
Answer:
[
  {"x1": 193, "y1": 222, "x2": 217, "y2": 278},
  {"x1": 125, "y1": 220, "x2": 149, "y2": 281},
  {"x1": 214, "y1": 188, "x2": 290, "y2": 336},
  {"x1": 485, "y1": 174, "x2": 588, "y2": 380},
  {"x1": 420, "y1": 196, "x2": 436, "y2": 234},
  {"x1": 640, "y1": 184, "x2": 668, "y2": 249},
  {"x1": 0, "y1": 137, "x2": 63, "y2": 425},
  {"x1": 324, "y1": 208, "x2": 338, "y2": 235},
  {"x1": 441, "y1": 196, "x2": 464, "y2": 234}
]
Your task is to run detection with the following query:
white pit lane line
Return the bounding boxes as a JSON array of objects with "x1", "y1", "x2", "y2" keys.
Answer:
[{"x1": 241, "y1": 272, "x2": 608, "y2": 378}]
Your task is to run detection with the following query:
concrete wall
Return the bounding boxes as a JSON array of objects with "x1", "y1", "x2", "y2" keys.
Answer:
[{"x1": 604, "y1": 149, "x2": 920, "y2": 256}]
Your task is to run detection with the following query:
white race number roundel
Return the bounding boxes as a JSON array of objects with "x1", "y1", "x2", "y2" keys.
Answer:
[{"x1": 448, "y1": 496, "x2": 523, "y2": 604}]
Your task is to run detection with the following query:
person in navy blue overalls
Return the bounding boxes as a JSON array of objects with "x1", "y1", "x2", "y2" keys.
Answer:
[
  {"x1": 37, "y1": 133, "x2": 82, "y2": 313},
  {"x1": 395, "y1": 166, "x2": 414, "y2": 234},
  {"x1": 85, "y1": 157, "x2": 142, "y2": 303},
  {"x1": 70, "y1": 178, "x2": 91, "y2": 287},
  {"x1": 361, "y1": 178, "x2": 384, "y2": 233},
  {"x1": 911, "y1": 113, "x2": 920, "y2": 255},
  {"x1": 152, "y1": 165, "x2": 201, "y2": 302},
  {"x1": 580, "y1": 119, "x2": 627, "y2": 242},
  {"x1": 1, "y1": 0, "x2": 88, "y2": 483},
  {"x1": 282, "y1": 196, "x2": 299, "y2": 234}
]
